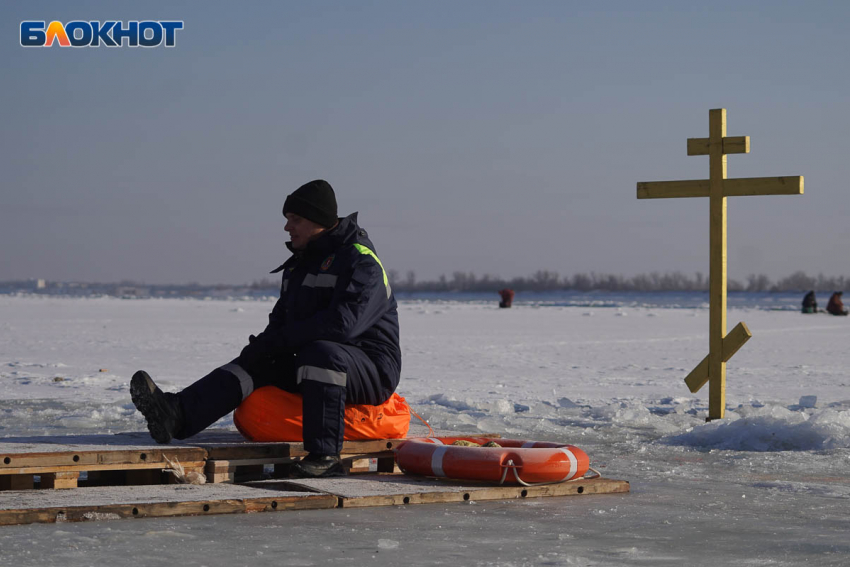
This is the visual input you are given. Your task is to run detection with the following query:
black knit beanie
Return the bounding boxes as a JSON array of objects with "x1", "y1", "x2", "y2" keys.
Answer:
[{"x1": 282, "y1": 180, "x2": 338, "y2": 228}]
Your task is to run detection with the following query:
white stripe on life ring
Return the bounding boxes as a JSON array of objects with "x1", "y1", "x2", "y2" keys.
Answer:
[
  {"x1": 431, "y1": 446, "x2": 448, "y2": 477},
  {"x1": 428, "y1": 438, "x2": 444, "y2": 444},
  {"x1": 559, "y1": 448, "x2": 578, "y2": 481}
]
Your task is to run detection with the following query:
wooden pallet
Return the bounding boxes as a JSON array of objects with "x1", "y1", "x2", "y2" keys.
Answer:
[
  {"x1": 0, "y1": 474, "x2": 629, "y2": 526},
  {"x1": 250, "y1": 475, "x2": 630, "y2": 508},
  {"x1": 0, "y1": 483, "x2": 336, "y2": 526},
  {"x1": 173, "y1": 430, "x2": 399, "y2": 483},
  {"x1": 0, "y1": 433, "x2": 207, "y2": 491},
  {"x1": 0, "y1": 432, "x2": 630, "y2": 525},
  {"x1": 0, "y1": 431, "x2": 402, "y2": 490}
]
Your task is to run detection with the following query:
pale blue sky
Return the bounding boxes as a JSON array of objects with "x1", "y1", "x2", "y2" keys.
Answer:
[{"x1": 2, "y1": 1, "x2": 849, "y2": 284}]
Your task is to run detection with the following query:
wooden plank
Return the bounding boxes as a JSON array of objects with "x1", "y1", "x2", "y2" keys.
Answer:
[
  {"x1": 1, "y1": 460, "x2": 206, "y2": 476},
  {"x1": 0, "y1": 435, "x2": 206, "y2": 472},
  {"x1": 684, "y1": 321, "x2": 753, "y2": 393},
  {"x1": 708, "y1": 108, "x2": 728, "y2": 421},
  {"x1": 336, "y1": 477, "x2": 630, "y2": 508},
  {"x1": 721, "y1": 321, "x2": 752, "y2": 362},
  {"x1": 687, "y1": 136, "x2": 750, "y2": 156},
  {"x1": 182, "y1": 430, "x2": 401, "y2": 461},
  {"x1": 0, "y1": 483, "x2": 336, "y2": 526},
  {"x1": 0, "y1": 431, "x2": 399, "y2": 469},
  {"x1": 205, "y1": 452, "x2": 396, "y2": 483},
  {"x1": 723, "y1": 136, "x2": 750, "y2": 155},
  {"x1": 637, "y1": 176, "x2": 802, "y2": 200},
  {"x1": 207, "y1": 457, "x2": 295, "y2": 468},
  {"x1": 637, "y1": 179, "x2": 708, "y2": 199},
  {"x1": 723, "y1": 176, "x2": 804, "y2": 197},
  {"x1": 41, "y1": 472, "x2": 80, "y2": 490},
  {"x1": 255, "y1": 475, "x2": 629, "y2": 508},
  {"x1": 0, "y1": 448, "x2": 207, "y2": 469}
]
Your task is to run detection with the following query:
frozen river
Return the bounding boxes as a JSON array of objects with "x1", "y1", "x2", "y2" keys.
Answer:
[{"x1": 1, "y1": 295, "x2": 849, "y2": 565}]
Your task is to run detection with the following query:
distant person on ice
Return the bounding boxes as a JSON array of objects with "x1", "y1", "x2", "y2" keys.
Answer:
[
  {"x1": 130, "y1": 180, "x2": 402, "y2": 478},
  {"x1": 498, "y1": 288, "x2": 515, "y2": 308},
  {"x1": 826, "y1": 291, "x2": 848, "y2": 316},
  {"x1": 802, "y1": 290, "x2": 817, "y2": 314}
]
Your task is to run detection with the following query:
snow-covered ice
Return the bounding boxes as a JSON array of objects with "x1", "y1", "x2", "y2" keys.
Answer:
[{"x1": 1, "y1": 295, "x2": 850, "y2": 565}]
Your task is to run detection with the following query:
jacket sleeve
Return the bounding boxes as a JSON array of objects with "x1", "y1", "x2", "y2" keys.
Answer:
[
  {"x1": 263, "y1": 296, "x2": 286, "y2": 334},
  {"x1": 279, "y1": 254, "x2": 389, "y2": 349}
]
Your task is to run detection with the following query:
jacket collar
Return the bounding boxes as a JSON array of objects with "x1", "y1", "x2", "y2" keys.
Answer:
[{"x1": 270, "y1": 212, "x2": 360, "y2": 273}]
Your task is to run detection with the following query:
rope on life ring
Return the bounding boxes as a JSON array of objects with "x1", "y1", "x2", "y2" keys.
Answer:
[
  {"x1": 499, "y1": 459, "x2": 602, "y2": 486},
  {"x1": 395, "y1": 437, "x2": 593, "y2": 485}
]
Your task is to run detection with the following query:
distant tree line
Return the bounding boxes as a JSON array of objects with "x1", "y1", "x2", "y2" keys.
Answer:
[
  {"x1": 379, "y1": 270, "x2": 850, "y2": 293},
  {"x1": 5, "y1": 270, "x2": 845, "y2": 297}
]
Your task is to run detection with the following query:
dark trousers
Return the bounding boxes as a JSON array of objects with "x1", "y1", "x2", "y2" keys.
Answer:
[{"x1": 175, "y1": 340, "x2": 387, "y2": 455}]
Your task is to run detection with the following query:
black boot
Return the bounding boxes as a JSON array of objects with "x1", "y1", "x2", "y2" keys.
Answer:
[
  {"x1": 290, "y1": 453, "x2": 346, "y2": 478},
  {"x1": 130, "y1": 371, "x2": 184, "y2": 444}
]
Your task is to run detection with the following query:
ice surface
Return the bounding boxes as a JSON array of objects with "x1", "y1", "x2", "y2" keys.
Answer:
[{"x1": 2, "y1": 296, "x2": 850, "y2": 565}]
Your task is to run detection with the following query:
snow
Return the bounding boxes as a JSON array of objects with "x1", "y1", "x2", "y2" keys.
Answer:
[{"x1": 2, "y1": 295, "x2": 850, "y2": 565}]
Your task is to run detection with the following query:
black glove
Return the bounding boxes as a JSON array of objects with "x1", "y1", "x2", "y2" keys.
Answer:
[{"x1": 239, "y1": 333, "x2": 275, "y2": 367}]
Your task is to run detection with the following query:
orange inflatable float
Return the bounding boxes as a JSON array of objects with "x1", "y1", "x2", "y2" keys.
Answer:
[
  {"x1": 395, "y1": 437, "x2": 590, "y2": 485},
  {"x1": 233, "y1": 386, "x2": 410, "y2": 442}
]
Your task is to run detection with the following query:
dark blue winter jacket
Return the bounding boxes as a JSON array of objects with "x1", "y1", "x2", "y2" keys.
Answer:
[{"x1": 263, "y1": 213, "x2": 401, "y2": 396}]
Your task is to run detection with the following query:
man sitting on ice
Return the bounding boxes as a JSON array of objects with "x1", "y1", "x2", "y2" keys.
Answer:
[
  {"x1": 130, "y1": 180, "x2": 402, "y2": 478},
  {"x1": 826, "y1": 291, "x2": 848, "y2": 316}
]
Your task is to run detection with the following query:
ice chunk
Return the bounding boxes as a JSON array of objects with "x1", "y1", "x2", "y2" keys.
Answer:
[
  {"x1": 428, "y1": 394, "x2": 475, "y2": 412},
  {"x1": 799, "y1": 395, "x2": 817, "y2": 408},
  {"x1": 487, "y1": 399, "x2": 513, "y2": 414},
  {"x1": 664, "y1": 406, "x2": 850, "y2": 451}
]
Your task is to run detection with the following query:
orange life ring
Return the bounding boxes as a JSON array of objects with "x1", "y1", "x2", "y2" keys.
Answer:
[
  {"x1": 233, "y1": 386, "x2": 410, "y2": 442},
  {"x1": 395, "y1": 437, "x2": 590, "y2": 485}
]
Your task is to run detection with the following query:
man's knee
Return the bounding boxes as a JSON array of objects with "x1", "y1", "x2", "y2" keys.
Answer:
[
  {"x1": 296, "y1": 341, "x2": 346, "y2": 366},
  {"x1": 295, "y1": 341, "x2": 349, "y2": 387}
]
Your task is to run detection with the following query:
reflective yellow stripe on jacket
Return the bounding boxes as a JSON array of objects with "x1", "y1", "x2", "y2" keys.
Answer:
[{"x1": 353, "y1": 243, "x2": 391, "y2": 298}]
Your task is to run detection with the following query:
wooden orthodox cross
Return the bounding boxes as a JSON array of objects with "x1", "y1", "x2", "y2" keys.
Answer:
[{"x1": 637, "y1": 108, "x2": 803, "y2": 420}]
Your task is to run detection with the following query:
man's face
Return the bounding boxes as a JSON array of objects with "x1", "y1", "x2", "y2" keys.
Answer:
[{"x1": 284, "y1": 213, "x2": 327, "y2": 250}]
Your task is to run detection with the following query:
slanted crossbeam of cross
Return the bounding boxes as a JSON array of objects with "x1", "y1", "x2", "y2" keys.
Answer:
[{"x1": 637, "y1": 108, "x2": 803, "y2": 420}]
